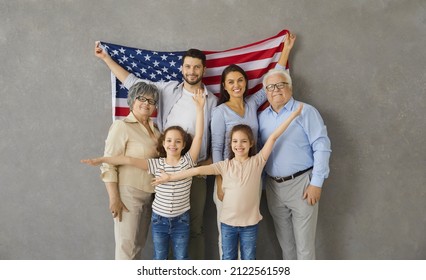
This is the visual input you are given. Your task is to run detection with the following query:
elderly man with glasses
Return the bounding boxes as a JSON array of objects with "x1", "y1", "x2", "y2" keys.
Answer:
[{"x1": 258, "y1": 67, "x2": 332, "y2": 260}]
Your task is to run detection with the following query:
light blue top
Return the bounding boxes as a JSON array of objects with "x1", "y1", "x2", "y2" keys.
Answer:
[
  {"x1": 258, "y1": 98, "x2": 331, "y2": 187},
  {"x1": 211, "y1": 88, "x2": 267, "y2": 163}
]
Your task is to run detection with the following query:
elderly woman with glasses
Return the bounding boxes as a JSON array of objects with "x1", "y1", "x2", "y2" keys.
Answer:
[{"x1": 100, "y1": 82, "x2": 161, "y2": 259}]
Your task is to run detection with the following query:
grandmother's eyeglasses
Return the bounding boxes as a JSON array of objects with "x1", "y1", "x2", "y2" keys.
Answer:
[{"x1": 136, "y1": 96, "x2": 156, "y2": 105}]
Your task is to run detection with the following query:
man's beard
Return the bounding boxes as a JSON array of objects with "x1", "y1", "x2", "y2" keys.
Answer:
[{"x1": 183, "y1": 74, "x2": 203, "y2": 86}]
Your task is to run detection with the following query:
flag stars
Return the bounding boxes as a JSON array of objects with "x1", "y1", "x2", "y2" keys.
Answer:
[{"x1": 103, "y1": 43, "x2": 185, "y2": 99}]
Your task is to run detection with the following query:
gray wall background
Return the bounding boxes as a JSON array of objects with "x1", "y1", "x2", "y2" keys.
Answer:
[{"x1": 0, "y1": 0, "x2": 425, "y2": 260}]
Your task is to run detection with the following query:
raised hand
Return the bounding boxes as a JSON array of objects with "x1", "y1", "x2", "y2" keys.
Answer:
[
  {"x1": 193, "y1": 88, "x2": 206, "y2": 109},
  {"x1": 283, "y1": 32, "x2": 296, "y2": 52},
  {"x1": 291, "y1": 103, "x2": 303, "y2": 118},
  {"x1": 277, "y1": 32, "x2": 296, "y2": 67},
  {"x1": 94, "y1": 41, "x2": 109, "y2": 60}
]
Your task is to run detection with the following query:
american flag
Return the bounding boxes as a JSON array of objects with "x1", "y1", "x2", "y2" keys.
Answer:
[{"x1": 100, "y1": 29, "x2": 289, "y2": 120}]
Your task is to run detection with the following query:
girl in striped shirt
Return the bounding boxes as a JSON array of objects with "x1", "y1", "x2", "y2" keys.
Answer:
[{"x1": 82, "y1": 90, "x2": 205, "y2": 260}]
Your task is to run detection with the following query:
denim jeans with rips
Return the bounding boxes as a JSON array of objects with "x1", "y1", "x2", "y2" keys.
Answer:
[
  {"x1": 221, "y1": 222, "x2": 258, "y2": 260},
  {"x1": 151, "y1": 211, "x2": 190, "y2": 260}
]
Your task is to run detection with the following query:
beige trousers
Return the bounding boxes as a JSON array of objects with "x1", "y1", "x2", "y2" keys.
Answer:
[{"x1": 114, "y1": 185, "x2": 153, "y2": 260}]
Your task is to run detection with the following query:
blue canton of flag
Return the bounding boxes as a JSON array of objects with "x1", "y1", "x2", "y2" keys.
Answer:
[{"x1": 100, "y1": 41, "x2": 184, "y2": 116}]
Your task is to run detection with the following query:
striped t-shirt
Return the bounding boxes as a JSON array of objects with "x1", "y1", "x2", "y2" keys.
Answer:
[{"x1": 147, "y1": 153, "x2": 195, "y2": 217}]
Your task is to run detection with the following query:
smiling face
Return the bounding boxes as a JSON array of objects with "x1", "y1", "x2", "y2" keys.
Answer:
[
  {"x1": 162, "y1": 129, "x2": 186, "y2": 157},
  {"x1": 182, "y1": 57, "x2": 205, "y2": 86},
  {"x1": 223, "y1": 71, "x2": 247, "y2": 100},
  {"x1": 265, "y1": 72, "x2": 293, "y2": 112},
  {"x1": 132, "y1": 93, "x2": 156, "y2": 119},
  {"x1": 230, "y1": 129, "x2": 254, "y2": 160}
]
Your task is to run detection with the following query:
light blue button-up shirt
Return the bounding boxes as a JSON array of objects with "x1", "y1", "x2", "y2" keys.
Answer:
[{"x1": 258, "y1": 98, "x2": 331, "y2": 187}]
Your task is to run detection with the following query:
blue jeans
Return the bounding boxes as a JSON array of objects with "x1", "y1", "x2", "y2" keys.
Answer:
[
  {"x1": 221, "y1": 222, "x2": 258, "y2": 260},
  {"x1": 151, "y1": 211, "x2": 190, "y2": 260}
]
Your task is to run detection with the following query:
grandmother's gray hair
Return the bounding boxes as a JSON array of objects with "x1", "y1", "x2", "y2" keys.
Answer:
[
  {"x1": 262, "y1": 68, "x2": 292, "y2": 89},
  {"x1": 127, "y1": 82, "x2": 159, "y2": 110}
]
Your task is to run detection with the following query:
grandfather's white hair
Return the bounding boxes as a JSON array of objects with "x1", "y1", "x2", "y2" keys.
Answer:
[{"x1": 262, "y1": 68, "x2": 292, "y2": 89}]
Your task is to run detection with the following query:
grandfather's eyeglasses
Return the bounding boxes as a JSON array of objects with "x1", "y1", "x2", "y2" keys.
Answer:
[
  {"x1": 265, "y1": 82, "x2": 289, "y2": 92},
  {"x1": 136, "y1": 95, "x2": 156, "y2": 105}
]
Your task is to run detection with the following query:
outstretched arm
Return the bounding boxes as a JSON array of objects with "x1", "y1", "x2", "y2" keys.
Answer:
[
  {"x1": 81, "y1": 155, "x2": 148, "y2": 170},
  {"x1": 277, "y1": 32, "x2": 296, "y2": 67},
  {"x1": 95, "y1": 41, "x2": 131, "y2": 83},
  {"x1": 152, "y1": 165, "x2": 216, "y2": 186},
  {"x1": 260, "y1": 103, "x2": 303, "y2": 160},
  {"x1": 188, "y1": 89, "x2": 206, "y2": 162}
]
